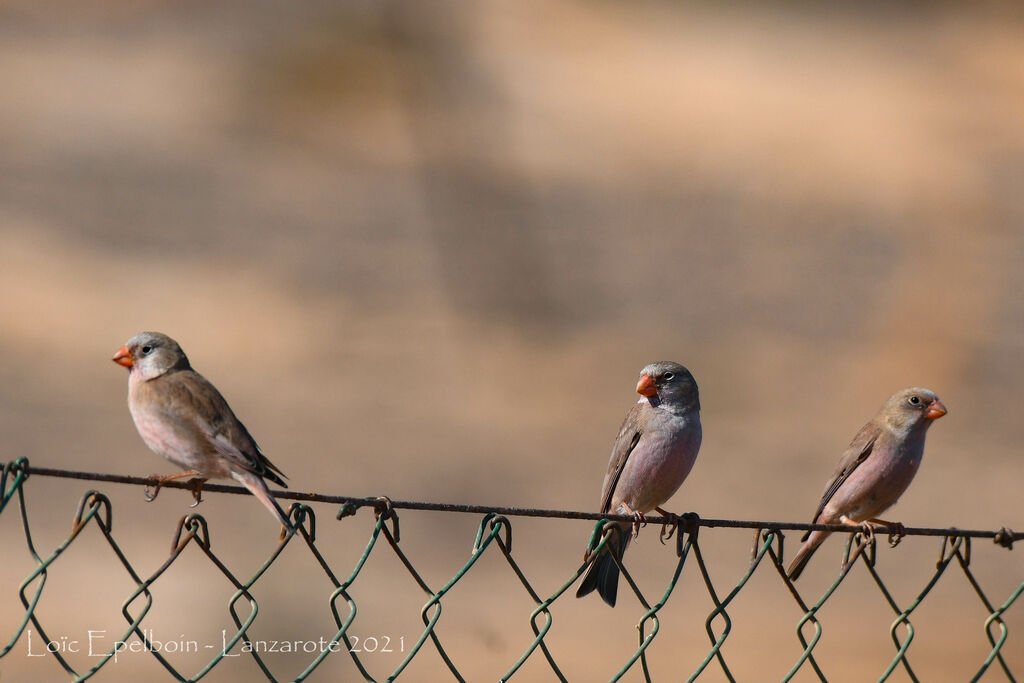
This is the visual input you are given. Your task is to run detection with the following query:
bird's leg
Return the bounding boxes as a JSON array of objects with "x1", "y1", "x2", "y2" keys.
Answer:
[
  {"x1": 839, "y1": 515, "x2": 878, "y2": 571},
  {"x1": 867, "y1": 517, "x2": 906, "y2": 547},
  {"x1": 143, "y1": 470, "x2": 200, "y2": 502},
  {"x1": 839, "y1": 515, "x2": 877, "y2": 543},
  {"x1": 620, "y1": 502, "x2": 647, "y2": 539},
  {"x1": 654, "y1": 506, "x2": 681, "y2": 544},
  {"x1": 186, "y1": 478, "x2": 208, "y2": 508}
]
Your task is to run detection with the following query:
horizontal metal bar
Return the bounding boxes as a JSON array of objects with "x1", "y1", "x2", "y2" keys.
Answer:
[{"x1": 23, "y1": 465, "x2": 1020, "y2": 541}]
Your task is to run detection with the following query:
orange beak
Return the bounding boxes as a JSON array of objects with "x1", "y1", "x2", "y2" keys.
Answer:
[
  {"x1": 635, "y1": 374, "x2": 657, "y2": 397},
  {"x1": 925, "y1": 399, "x2": 947, "y2": 420},
  {"x1": 112, "y1": 346, "x2": 133, "y2": 368}
]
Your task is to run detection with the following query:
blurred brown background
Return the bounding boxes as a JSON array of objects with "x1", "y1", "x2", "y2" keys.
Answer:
[{"x1": 1, "y1": 1, "x2": 1022, "y2": 680}]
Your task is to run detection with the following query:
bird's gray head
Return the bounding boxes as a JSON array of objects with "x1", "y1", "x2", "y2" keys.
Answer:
[
  {"x1": 880, "y1": 387, "x2": 946, "y2": 433},
  {"x1": 112, "y1": 331, "x2": 191, "y2": 380},
  {"x1": 636, "y1": 361, "x2": 700, "y2": 412}
]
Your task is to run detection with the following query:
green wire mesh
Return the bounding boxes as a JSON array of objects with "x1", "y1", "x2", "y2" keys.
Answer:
[{"x1": 1, "y1": 457, "x2": 1020, "y2": 682}]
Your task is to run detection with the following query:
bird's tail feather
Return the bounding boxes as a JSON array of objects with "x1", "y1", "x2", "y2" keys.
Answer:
[
  {"x1": 233, "y1": 471, "x2": 295, "y2": 533},
  {"x1": 576, "y1": 526, "x2": 631, "y2": 607},
  {"x1": 786, "y1": 529, "x2": 830, "y2": 581}
]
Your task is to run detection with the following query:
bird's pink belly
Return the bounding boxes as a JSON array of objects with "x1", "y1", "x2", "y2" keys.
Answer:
[
  {"x1": 829, "y1": 456, "x2": 920, "y2": 522},
  {"x1": 616, "y1": 437, "x2": 698, "y2": 513},
  {"x1": 132, "y1": 413, "x2": 204, "y2": 471}
]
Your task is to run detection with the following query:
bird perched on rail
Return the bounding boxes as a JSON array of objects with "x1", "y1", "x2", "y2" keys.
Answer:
[
  {"x1": 112, "y1": 331, "x2": 292, "y2": 531},
  {"x1": 787, "y1": 387, "x2": 947, "y2": 580},
  {"x1": 576, "y1": 361, "x2": 703, "y2": 607}
]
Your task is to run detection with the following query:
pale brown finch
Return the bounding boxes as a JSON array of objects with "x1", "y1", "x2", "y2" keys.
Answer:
[
  {"x1": 787, "y1": 387, "x2": 946, "y2": 580},
  {"x1": 113, "y1": 331, "x2": 292, "y2": 530}
]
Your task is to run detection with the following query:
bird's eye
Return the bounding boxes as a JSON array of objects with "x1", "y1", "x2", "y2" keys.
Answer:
[
  {"x1": 663, "y1": 372, "x2": 675, "y2": 381},
  {"x1": 908, "y1": 396, "x2": 920, "y2": 405},
  {"x1": 141, "y1": 345, "x2": 153, "y2": 355}
]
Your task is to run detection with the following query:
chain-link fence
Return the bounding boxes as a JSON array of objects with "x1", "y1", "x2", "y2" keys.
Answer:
[{"x1": 2, "y1": 458, "x2": 1021, "y2": 682}]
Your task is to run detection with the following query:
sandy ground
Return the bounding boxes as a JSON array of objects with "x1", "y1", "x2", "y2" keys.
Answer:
[{"x1": 1, "y1": 1, "x2": 1022, "y2": 680}]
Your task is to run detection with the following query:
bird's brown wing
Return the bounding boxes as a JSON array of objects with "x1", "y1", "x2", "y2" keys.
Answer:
[
  {"x1": 161, "y1": 370, "x2": 288, "y2": 485},
  {"x1": 802, "y1": 421, "x2": 879, "y2": 538},
  {"x1": 598, "y1": 403, "x2": 645, "y2": 514}
]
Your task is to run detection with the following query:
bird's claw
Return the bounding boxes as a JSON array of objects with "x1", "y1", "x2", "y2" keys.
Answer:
[
  {"x1": 658, "y1": 511, "x2": 681, "y2": 544},
  {"x1": 886, "y1": 522, "x2": 906, "y2": 548},
  {"x1": 857, "y1": 518, "x2": 904, "y2": 548},
  {"x1": 630, "y1": 511, "x2": 648, "y2": 539},
  {"x1": 618, "y1": 502, "x2": 647, "y2": 539},
  {"x1": 186, "y1": 478, "x2": 205, "y2": 508},
  {"x1": 143, "y1": 475, "x2": 163, "y2": 502}
]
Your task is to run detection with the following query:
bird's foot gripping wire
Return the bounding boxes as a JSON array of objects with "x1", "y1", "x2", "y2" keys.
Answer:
[
  {"x1": 881, "y1": 521, "x2": 906, "y2": 548},
  {"x1": 143, "y1": 476, "x2": 161, "y2": 502},
  {"x1": 654, "y1": 507, "x2": 681, "y2": 544},
  {"x1": 621, "y1": 502, "x2": 647, "y2": 539},
  {"x1": 862, "y1": 517, "x2": 905, "y2": 548},
  {"x1": 840, "y1": 515, "x2": 879, "y2": 570},
  {"x1": 186, "y1": 478, "x2": 207, "y2": 508},
  {"x1": 839, "y1": 515, "x2": 904, "y2": 547},
  {"x1": 143, "y1": 470, "x2": 201, "y2": 503}
]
